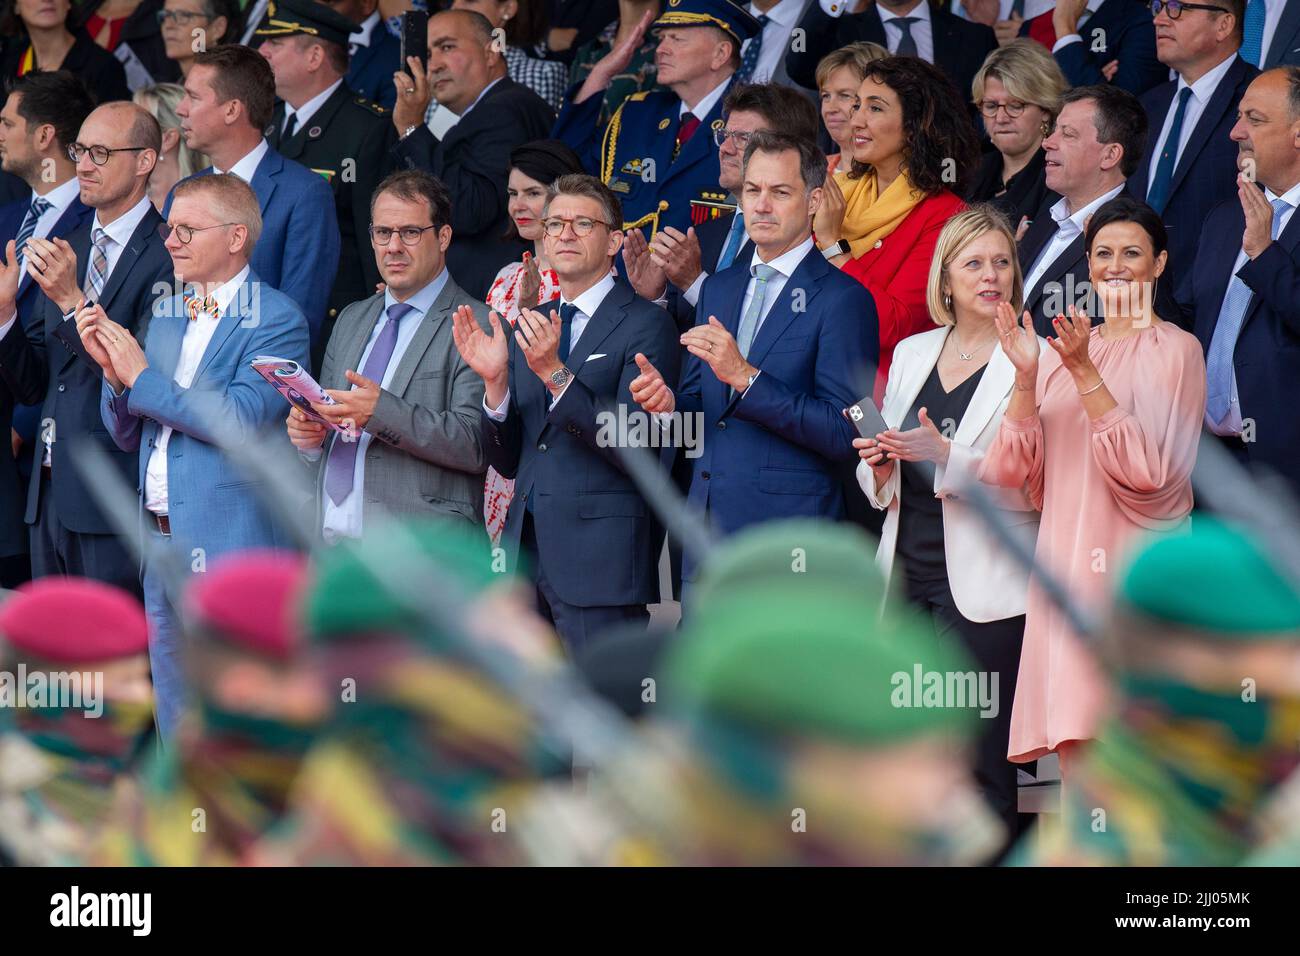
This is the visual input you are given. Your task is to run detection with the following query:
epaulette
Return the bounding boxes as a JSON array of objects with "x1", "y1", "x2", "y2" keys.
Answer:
[{"x1": 354, "y1": 97, "x2": 386, "y2": 115}]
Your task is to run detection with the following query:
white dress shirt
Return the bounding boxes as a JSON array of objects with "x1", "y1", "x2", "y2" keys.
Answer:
[
  {"x1": 1052, "y1": 1, "x2": 1104, "y2": 55},
  {"x1": 284, "y1": 78, "x2": 344, "y2": 136},
  {"x1": 349, "y1": 10, "x2": 380, "y2": 54},
  {"x1": 240, "y1": 0, "x2": 270, "y2": 44},
  {"x1": 17, "y1": 176, "x2": 82, "y2": 276},
  {"x1": 215, "y1": 139, "x2": 270, "y2": 183},
  {"x1": 681, "y1": 207, "x2": 747, "y2": 307},
  {"x1": 144, "y1": 265, "x2": 250, "y2": 514},
  {"x1": 1145, "y1": 53, "x2": 1238, "y2": 190},
  {"x1": 320, "y1": 269, "x2": 450, "y2": 543},
  {"x1": 1258, "y1": 0, "x2": 1288, "y2": 65},
  {"x1": 740, "y1": 236, "x2": 813, "y2": 341},
  {"x1": 681, "y1": 76, "x2": 730, "y2": 121},
  {"x1": 1206, "y1": 179, "x2": 1300, "y2": 436},
  {"x1": 741, "y1": 0, "x2": 806, "y2": 83},
  {"x1": 879, "y1": 0, "x2": 934, "y2": 65},
  {"x1": 485, "y1": 272, "x2": 618, "y2": 420},
  {"x1": 1021, "y1": 183, "x2": 1124, "y2": 294}
]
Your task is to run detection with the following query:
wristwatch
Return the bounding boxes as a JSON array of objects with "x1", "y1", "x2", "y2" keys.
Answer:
[
  {"x1": 820, "y1": 238, "x2": 851, "y2": 259},
  {"x1": 548, "y1": 367, "x2": 573, "y2": 391},
  {"x1": 402, "y1": 124, "x2": 420, "y2": 140}
]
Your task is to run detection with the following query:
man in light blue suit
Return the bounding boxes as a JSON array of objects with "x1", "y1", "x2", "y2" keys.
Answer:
[
  {"x1": 80, "y1": 174, "x2": 310, "y2": 737},
  {"x1": 169, "y1": 44, "x2": 340, "y2": 349}
]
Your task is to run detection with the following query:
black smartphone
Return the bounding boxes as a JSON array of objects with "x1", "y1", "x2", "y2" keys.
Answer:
[
  {"x1": 843, "y1": 394, "x2": 888, "y2": 440},
  {"x1": 400, "y1": 10, "x2": 430, "y2": 79}
]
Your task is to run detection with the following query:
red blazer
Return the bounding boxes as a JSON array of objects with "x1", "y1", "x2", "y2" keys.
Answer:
[{"x1": 842, "y1": 190, "x2": 966, "y2": 404}]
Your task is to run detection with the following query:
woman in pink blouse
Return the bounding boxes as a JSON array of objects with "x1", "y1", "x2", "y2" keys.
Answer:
[
  {"x1": 979, "y1": 198, "x2": 1206, "y2": 777},
  {"x1": 483, "y1": 140, "x2": 584, "y2": 545}
]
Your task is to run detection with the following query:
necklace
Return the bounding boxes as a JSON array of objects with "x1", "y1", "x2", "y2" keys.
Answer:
[{"x1": 951, "y1": 327, "x2": 996, "y2": 361}]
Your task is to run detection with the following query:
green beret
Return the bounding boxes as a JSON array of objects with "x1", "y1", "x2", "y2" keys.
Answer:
[
  {"x1": 305, "y1": 518, "x2": 510, "y2": 642},
  {"x1": 691, "y1": 519, "x2": 886, "y2": 615},
  {"x1": 1118, "y1": 518, "x2": 1300, "y2": 638},
  {"x1": 667, "y1": 588, "x2": 978, "y2": 745}
]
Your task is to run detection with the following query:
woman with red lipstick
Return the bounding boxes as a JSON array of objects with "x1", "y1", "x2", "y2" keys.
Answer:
[
  {"x1": 483, "y1": 139, "x2": 584, "y2": 546},
  {"x1": 856, "y1": 206, "x2": 1041, "y2": 847},
  {"x1": 965, "y1": 40, "x2": 1066, "y2": 232},
  {"x1": 815, "y1": 40, "x2": 886, "y2": 178},
  {"x1": 815, "y1": 56, "x2": 980, "y2": 404}
]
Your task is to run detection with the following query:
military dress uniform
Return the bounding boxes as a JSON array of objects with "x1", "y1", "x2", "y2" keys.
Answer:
[
  {"x1": 258, "y1": 0, "x2": 397, "y2": 366},
  {"x1": 551, "y1": 0, "x2": 761, "y2": 239}
]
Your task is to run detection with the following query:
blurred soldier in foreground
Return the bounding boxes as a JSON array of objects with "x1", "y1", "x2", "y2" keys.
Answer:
[
  {"x1": 92, "y1": 551, "x2": 325, "y2": 866},
  {"x1": 0, "y1": 578, "x2": 154, "y2": 865},
  {"x1": 1024, "y1": 518, "x2": 1300, "y2": 866},
  {"x1": 252, "y1": 519, "x2": 565, "y2": 865}
]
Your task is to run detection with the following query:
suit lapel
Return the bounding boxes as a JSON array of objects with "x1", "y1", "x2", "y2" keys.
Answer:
[
  {"x1": 1196, "y1": 205, "x2": 1245, "y2": 344},
  {"x1": 1242, "y1": 202, "x2": 1300, "y2": 332},
  {"x1": 1134, "y1": 83, "x2": 1177, "y2": 197},
  {"x1": 150, "y1": 298, "x2": 187, "y2": 384},
  {"x1": 18, "y1": 198, "x2": 89, "y2": 298},
  {"x1": 1266, "y1": 0, "x2": 1300, "y2": 68},
  {"x1": 338, "y1": 297, "x2": 382, "y2": 385},
  {"x1": 96, "y1": 206, "x2": 161, "y2": 311},
  {"x1": 249, "y1": 151, "x2": 279, "y2": 216},
  {"x1": 743, "y1": 249, "x2": 824, "y2": 370},
  {"x1": 567, "y1": 281, "x2": 630, "y2": 374},
  {"x1": 192, "y1": 275, "x2": 254, "y2": 382},
  {"x1": 663, "y1": 83, "x2": 729, "y2": 185},
  {"x1": 1026, "y1": 234, "x2": 1085, "y2": 311},
  {"x1": 387, "y1": 280, "x2": 459, "y2": 396},
  {"x1": 884, "y1": 329, "x2": 946, "y2": 429},
  {"x1": 1169, "y1": 58, "x2": 1250, "y2": 199}
]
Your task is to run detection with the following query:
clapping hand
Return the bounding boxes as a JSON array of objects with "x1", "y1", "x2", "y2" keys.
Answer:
[{"x1": 994, "y1": 301, "x2": 1039, "y2": 384}]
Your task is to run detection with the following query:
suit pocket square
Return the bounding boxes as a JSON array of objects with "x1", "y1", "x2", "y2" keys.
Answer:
[{"x1": 585, "y1": 354, "x2": 607, "y2": 362}]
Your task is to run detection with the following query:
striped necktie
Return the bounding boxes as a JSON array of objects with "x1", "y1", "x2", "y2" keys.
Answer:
[
  {"x1": 82, "y1": 227, "x2": 110, "y2": 303},
  {"x1": 15, "y1": 196, "x2": 51, "y2": 254}
]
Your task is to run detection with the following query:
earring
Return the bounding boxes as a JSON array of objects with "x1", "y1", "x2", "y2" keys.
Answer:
[{"x1": 943, "y1": 292, "x2": 952, "y2": 310}]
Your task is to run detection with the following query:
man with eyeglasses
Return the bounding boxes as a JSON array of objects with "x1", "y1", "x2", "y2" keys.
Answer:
[
  {"x1": 1127, "y1": 1, "x2": 1256, "y2": 280},
  {"x1": 287, "y1": 170, "x2": 492, "y2": 544},
  {"x1": 621, "y1": 82, "x2": 821, "y2": 333},
  {"x1": 80, "y1": 172, "x2": 310, "y2": 736},
  {"x1": 0, "y1": 101, "x2": 170, "y2": 597},
  {"x1": 456, "y1": 173, "x2": 680, "y2": 654}
]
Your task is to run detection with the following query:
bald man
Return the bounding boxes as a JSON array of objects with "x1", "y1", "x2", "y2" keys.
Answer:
[{"x1": 0, "y1": 101, "x2": 172, "y2": 593}]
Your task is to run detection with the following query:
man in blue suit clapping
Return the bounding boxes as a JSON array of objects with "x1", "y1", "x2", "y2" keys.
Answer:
[
  {"x1": 81, "y1": 174, "x2": 311, "y2": 737},
  {"x1": 631, "y1": 131, "x2": 879, "y2": 602},
  {"x1": 171, "y1": 45, "x2": 340, "y2": 349}
]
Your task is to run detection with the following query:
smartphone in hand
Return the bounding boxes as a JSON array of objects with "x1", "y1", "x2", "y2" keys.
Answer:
[
  {"x1": 843, "y1": 394, "x2": 888, "y2": 440},
  {"x1": 400, "y1": 10, "x2": 430, "y2": 79}
]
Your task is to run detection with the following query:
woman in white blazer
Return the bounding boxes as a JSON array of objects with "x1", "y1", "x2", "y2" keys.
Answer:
[{"x1": 853, "y1": 206, "x2": 1043, "y2": 841}]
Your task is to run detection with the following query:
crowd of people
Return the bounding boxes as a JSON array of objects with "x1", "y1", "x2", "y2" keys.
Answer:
[{"x1": 1, "y1": 0, "x2": 1300, "y2": 867}]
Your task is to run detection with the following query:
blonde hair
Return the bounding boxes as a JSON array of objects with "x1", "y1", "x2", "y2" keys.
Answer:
[
  {"x1": 173, "y1": 173, "x2": 263, "y2": 250},
  {"x1": 927, "y1": 205, "x2": 1023, "y2": 328},
  {"x1": 970, "y1": 38, "x2": 1069, "y2": 122},
  {"x1": 814, "y1": 41, "x2": 889, "y2": 90},
  {"x1": 133, "y1": 83, "x2": 209, "y2": 181}
]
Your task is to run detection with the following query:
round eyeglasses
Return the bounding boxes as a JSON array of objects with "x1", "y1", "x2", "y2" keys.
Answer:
[
  {"x1": 542, "y1": 217, "x2": 610, "y2": 238},
  {"x1": 68, "y1": 143, "x2": 150, "y2": 166}
]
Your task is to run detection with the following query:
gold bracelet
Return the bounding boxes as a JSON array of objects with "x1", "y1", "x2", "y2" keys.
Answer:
[
  {"x1": 1012, "y1": 381, "x2": 1035, "y2": 391},
  {"x1": 1078, "y1": 379, "x2": 1105, "y2": 397}
]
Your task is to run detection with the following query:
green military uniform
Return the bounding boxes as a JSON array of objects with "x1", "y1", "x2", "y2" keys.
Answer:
[
  {"x1": 1020, "y1": 519, "x2": 1300, "y2": 867},
  {"x1": 566, "y1": 21, "x2": 660, "y2": 132},
  {"x1": 257, "y1": 0, "x2": 397, "y2": 367}
]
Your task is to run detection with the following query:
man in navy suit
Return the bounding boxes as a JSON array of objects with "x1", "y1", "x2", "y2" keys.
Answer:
[
  {"x1": 1131, "y1": 2, "x2": 1256, "y2": 281},
  {"x1": 786, "y1": 0, "x2": 996, "y2": 112},
  {"x1": 1179, "y1": 67, "x2": 1300, "y2": 498},
  {"x1": 0, "y1": 71, "x2": 96, "y2": 588},
  {"x1": 631, "y1": 132, "x2": 879, "y2": 596},
  {"x1": 622, "y1": 82, "x2": 822, "y2": 333},
  {"x1": 0, "y1": 102, "x2": 172, "y2": 595},
  {"x1": 456, "y1": 174, "x2": 680, "y2": 654},
  {"x1": 84, "y1": 174, "x2": 310, "y2": 736},
  {"x1": 1034, "y1": 0, "x2": 1167, "y2": 96},
  {"x1": 325, "y1": 0, "x2": 400, "y2": 109},
  {"x1": 172, "y1": 44, "x2": 341, "y2": 347}
]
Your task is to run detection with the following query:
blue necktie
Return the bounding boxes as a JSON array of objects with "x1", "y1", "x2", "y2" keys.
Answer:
[
  {"x1": 717, "y1": 212, "x2": 746, "y2": 271},
  {"x1": 736, "y1": 14, "x2": 770, "y2": 83},
  {"x1": 892, "y1": 16, "x2": 919, "y2": 57},
  {"x1": 1241, "y1": 0, "x2": 1266, "y2": 66},
  {"x1": 1205, "y1": 196, "x2": 1289, "y2": 425},
  {"x1": 1146, "y1": 87, "x2": 1192, "y2": 214},
  {"x1": 558, "y1": 302, "x2": 578, "y2": 364},
  {"x1": 14, "y1": 195, "x2": 50, "y2": 256},
  {"x1": 324, "y1": 301, "x2": 414, "y2": 505}
]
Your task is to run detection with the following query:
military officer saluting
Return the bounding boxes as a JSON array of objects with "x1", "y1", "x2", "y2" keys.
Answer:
[
  {"x1": 257, "y1": 0, "x2": 396, "y2": 366},
  {"x1": 553, "y1": 0, "x2": 760, "y2": 240}
]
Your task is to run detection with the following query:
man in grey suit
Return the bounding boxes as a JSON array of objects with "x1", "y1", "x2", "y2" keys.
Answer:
[{"x1": 286, "y1": 170, "x2": 490, "y2": 541}]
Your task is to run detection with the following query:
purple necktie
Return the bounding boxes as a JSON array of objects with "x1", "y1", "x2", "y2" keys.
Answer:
[{"x1": 324, "y1": 302, "x2": 415, "y2": 506}]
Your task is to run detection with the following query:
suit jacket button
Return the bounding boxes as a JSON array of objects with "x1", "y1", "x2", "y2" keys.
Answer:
[
  {"x1": 538, "y1": 442, "x2": 548, "y2": 452},
  {"x1": 58, "y1": 384, "x2": 66, "y2": 392},
  {"x1": 873, "y1": 239, "x2": 882, "y2": 249},
  {"x1": 567, "y1": 424, "x2": 579, "y2": 435},
  {"x1": 701, "y1": 471, "x2": 710, "y2": 480},
  {"x1": 717, "y1": 421, "x2": 726, "y2": 429}
]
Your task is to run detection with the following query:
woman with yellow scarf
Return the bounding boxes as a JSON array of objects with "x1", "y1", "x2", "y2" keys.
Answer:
[{"x1": 813, "y1": 56, "x2": 980, "y2": 404}]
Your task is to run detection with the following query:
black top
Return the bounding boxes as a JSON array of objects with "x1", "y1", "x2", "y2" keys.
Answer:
[
  {"x1": 0, "y1": 31, "x2": 132, "y2": 104},
  {"x1": 896, "y1": 359, "x2": 987, "y2": 590},
  {"x1": 966, "y1": 148, "x2": 1056, "y2": 230}
]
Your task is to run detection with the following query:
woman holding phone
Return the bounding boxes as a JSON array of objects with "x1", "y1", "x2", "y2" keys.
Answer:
[{"x1": 856, "y1": 206, "x2": 1042, "y2": 842}]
